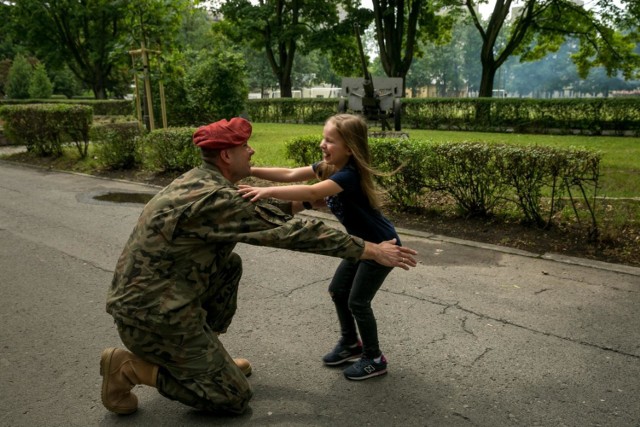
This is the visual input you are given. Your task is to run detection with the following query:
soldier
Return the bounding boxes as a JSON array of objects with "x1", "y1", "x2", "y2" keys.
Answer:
[{"x1": 100, "y1": 117, "x2": 417, "y2": 416}]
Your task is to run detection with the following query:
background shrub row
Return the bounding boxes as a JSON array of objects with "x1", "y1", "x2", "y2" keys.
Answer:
[
  {"x1": 2, "y1": 97, "x2": 638, "y2": 135},
  {"x1": 246, "y1": 97, "x2": 640, "y2": 135},
  {"x1": 0, "y1": 99, "x2": 133, "y2": 116}
]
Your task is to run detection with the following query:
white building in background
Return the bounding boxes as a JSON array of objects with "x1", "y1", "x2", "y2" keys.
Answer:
[
  {"x1": 301, "y1": 86, "x2": 341, "y2": 98},
  {"x1": 248, "y1": 85, "x2": 341, "y2": 99}
]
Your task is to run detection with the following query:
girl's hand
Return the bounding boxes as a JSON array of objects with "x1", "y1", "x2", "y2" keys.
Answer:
[{"x1": 238, "y1": 184, "x2": 271, "y2": 202}]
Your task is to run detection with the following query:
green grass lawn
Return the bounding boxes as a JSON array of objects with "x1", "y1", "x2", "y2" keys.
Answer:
[{"x1": 248, "y1": 123, "x2": 640, "y2": 198}]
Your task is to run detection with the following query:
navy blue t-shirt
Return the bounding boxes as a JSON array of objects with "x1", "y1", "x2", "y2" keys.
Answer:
[{"x1": 312, "y1": 161, "x2": 401, "y2": 245}]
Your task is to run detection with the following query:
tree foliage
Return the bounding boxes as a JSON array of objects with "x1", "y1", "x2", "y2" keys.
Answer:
[
  {"x1": 123, "y1": 0, "x2": 191, "y2": 51},
  {"x1": 11, "y1": 0, "x2": 128, "y2": 99},
  {"x1": 406, "y1": 19, "x2": 474, "y2": 97},
  {"x1": 184, "y1": 49, "x2": 248, "y2": 124},
  {"x1": 6, "y1": 54, "x2": 32, "y2": 99},
  {"x1": 50, "y1": 65, "x2": 83, "y2": 99},
  {"x1": 9, "y1": 0, "x2": 191, "y2": 99},
  {"x1": 462, "y1": 0, "x2": 640, "y2": 97},
  {"x1": 29, "y1": 63, "x2": 54, "y2": 99},
  {"x1": 370, "y1": 0, "x2": 455, "y2": 93},
  {"x1": 215, "y1": 0, "x2": 364, "y2": 98}
]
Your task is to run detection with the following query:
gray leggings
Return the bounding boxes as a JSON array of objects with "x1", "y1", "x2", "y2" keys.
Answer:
[{"x1": 328, "y1": 259, "x2": 393, "y2": 359}]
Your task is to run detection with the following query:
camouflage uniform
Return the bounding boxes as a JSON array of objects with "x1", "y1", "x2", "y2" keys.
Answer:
[{"x1": 107, "y1": 162, "x2": 364, "y2": 414}]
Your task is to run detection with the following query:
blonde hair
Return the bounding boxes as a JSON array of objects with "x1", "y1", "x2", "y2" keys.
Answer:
[{"x1": 315, "y1": 114, "x2": 382, "y2": 209}]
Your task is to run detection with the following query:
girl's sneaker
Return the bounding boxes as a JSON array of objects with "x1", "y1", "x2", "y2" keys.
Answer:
[
  {"x1": 322, "y1": 341, "x2": 363, "y2": 366},
  {"x1": 343, "y1": 354, "x2": 387, "y2": 380}
]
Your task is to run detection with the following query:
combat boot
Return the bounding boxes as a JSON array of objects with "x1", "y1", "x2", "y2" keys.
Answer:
[
  {"x1": 215, "y1": 333, "x2": 252, "y2": 377},
  {"x1": 100, "y1": 347, "x2": 159, "y2": 415},
  {"x1": 234, "y1": 358, "x2": 252, "y2": 377}
]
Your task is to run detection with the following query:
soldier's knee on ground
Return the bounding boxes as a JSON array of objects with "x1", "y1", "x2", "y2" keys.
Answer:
[{"x1": 224, "y1": 387, "x2": 253, "y2": 414}]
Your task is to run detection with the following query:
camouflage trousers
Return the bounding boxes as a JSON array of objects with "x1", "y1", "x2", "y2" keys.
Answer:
[{"x1": 115, "y1": 252, "x2": 253, "y2": 414}]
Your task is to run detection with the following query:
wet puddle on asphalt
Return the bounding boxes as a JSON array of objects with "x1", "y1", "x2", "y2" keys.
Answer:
[
  {"x1": 93, "y1": 192, "x2": 155, "y2": 204},
  {"x1": 77, "y1": 190, "x2": 157, "y2": 206}
]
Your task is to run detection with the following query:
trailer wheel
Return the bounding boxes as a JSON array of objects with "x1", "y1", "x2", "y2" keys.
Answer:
[
  {"x1": 338, "y1": 98, "x2": 347, "y2": 113},
  {"x1": 393, "y1": 98, "x2": 402, "y2": 131}
]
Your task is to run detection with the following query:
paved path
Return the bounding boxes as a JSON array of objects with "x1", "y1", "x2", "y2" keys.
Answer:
[{"x1": 0, "y1": 161, "x2": 638, "y2": 427}]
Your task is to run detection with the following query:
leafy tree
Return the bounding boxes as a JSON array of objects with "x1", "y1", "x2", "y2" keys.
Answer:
[
  {"x1": 124, "y1": 0, "x2": 191, "y2": 52},
  {"x1": 462, "y1": 0, "x2": 640, "y2": 97},
  {"x1": 369, "y1": 0, "x2": 455, "y2": 94},
  {"x1": 407, "y1": 19, "x2": 472, "y2": 97},
  {"x1": 0, "y1": 59, "x2": 12, "y2": 97},
  {"x1": 176, "y1": 3, "x2": 219, "y2": 52},
  {"x1": 6, "y1": 54, "x2": 32, "y2": 99},
  {"x1": 458, "y1": 16, "x2": 484, "y2": 94},
  {"x1": 305, "y1": 49, "x2": 342, "y2": 88},
  {"x1": 29, "y1": 63, "x2": 53, "y2": 99},
  {"x1": 215, "y1": 0, "x2": 358, "y2": 98},
  {"x1": 0, "y1": 3, "x2": 22, "y2": 61},
  {"x1": 11, "y1": 0, "x2": 128, "y2": 99},
  {"x1": 154, "y1": 49, "x2": 190, "y2": 126},
  {"x1": 184, "y1": 48, "x2": 248, "y2": 125},
  {"x1": 11, "y1": 0, "x2": 191, "y2": 99},
  {"x1": 50, "y1": 65, "x2": 83, "y2": 99},
  {"x1": 500, "y1": 36, "x2": 638, "y2": 98},
  {"x1": 243, "y1": 47, "x2": 278, "y2": 96}
]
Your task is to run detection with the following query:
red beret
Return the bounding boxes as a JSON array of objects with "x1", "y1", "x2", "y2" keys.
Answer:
[{"x1": 193, "y1": 118, "x2": 252, "y2": 150}]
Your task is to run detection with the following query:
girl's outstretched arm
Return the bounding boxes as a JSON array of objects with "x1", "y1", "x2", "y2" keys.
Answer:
[
  {"x1": 238, "y1": 179, "x2": 342, "y2": 203},
  {"x1": 250, "y1": 166, "x2": 315, "y2": 183}
]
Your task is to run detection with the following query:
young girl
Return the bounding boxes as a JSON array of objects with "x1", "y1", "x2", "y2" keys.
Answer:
[{"x1": 238, "y1": 114, "x2": 403, "y2": 381}]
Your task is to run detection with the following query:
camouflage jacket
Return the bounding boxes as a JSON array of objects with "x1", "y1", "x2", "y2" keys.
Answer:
[{"x1": 106, "y1": 162, "x2": 364, "y2": 331}]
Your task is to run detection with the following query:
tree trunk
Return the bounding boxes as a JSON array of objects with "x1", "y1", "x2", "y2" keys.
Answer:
[
  {"x1": 279, "y1": 77, "x2": 292, "y2": 98},
  {"x1": 93, "y1": 85, "x2": 107, "y2": 99},
  {"x1": 478, "y1": 65, "x2": 496, "y2": 98}
]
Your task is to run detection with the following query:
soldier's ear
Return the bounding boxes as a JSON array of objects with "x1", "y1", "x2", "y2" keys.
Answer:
[{"x1": 219, "y1": 148, "x2": 232, "y2": 164}]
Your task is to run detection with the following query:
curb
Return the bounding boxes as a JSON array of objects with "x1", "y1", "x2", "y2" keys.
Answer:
[
  {"x1": 3, "y1": 157, "x2": 639, "y2": 277},
  {"x1": 298, "y1": 210, "x2": 640, "y2": 277}
]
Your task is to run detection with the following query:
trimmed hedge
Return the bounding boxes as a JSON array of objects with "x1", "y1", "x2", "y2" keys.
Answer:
[
  {"x1": 285, "y1": 135, "x2": 602, "y2": 234},
  {"x1": 141, "y1": 127, "x2": 201, "y2": 172},
  {"x1": 246, "y1": 98, "x2": 342, "y2": 125},
  {"x1": 91, "y1": 122, "x2": 145, "y2": 170},
  {"x1": 247, "y1": 97, "x2": 640, "y2": 135},
  {"x1": 0, "y1": 103, "x2": 93, "y2": 157},
  {"x1": 0, "y1": 98, "x2": 133, "y2": 116}
]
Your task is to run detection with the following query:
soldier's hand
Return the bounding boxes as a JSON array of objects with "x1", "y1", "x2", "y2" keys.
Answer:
[{"x1": 363, "y1": 239, "x2": 418, "y2": 270}]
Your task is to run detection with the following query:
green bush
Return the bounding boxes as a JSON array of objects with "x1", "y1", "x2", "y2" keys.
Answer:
[
  {"x1": 425, "y1": 142, "x2": 509, "y2": 217},
  {"x1": 28, "y1": 64, "x2": 53, "y2": 99},
  {"x1": 51, "y1": 65, "x2": 82, "y2": 99},
  {"x1": 247, "y1": 98, "x2": 338, "y2": 124},
  {"x1": 0, "y1": 98, "x2": 133, "y2": 116},
  {"x1": 5, "y1": 54, "x2": 32, "y2": 100},
  {"x1": 0, "y1": 103, "x2": 92, "y2": 157},
  {"x1": 184, "y1": 49, "x2": 248, "y2": 125},
  {"x1": 369, "y1": 137, "x2": 431, "y2": 209},
  {"x1": 285, "y1": 135, "x2": 323, "y2": 166},
  {"x1": 91, "y1": 122, "x2": 144, "y2": 170},
  {"x1": 247, "y1": 97, "x2": 640, "y2": 135},
  {"x1": 285, "y1": 134, "x2": 602, "y2": 233},
  {"x1": 142, "y1": 127, "x2": 200, "y2": 172}
]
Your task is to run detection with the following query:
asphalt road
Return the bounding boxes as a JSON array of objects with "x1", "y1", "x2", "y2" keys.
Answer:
[{"x1": 1, "y1": 161, "x2": 639, "y2": 427}]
